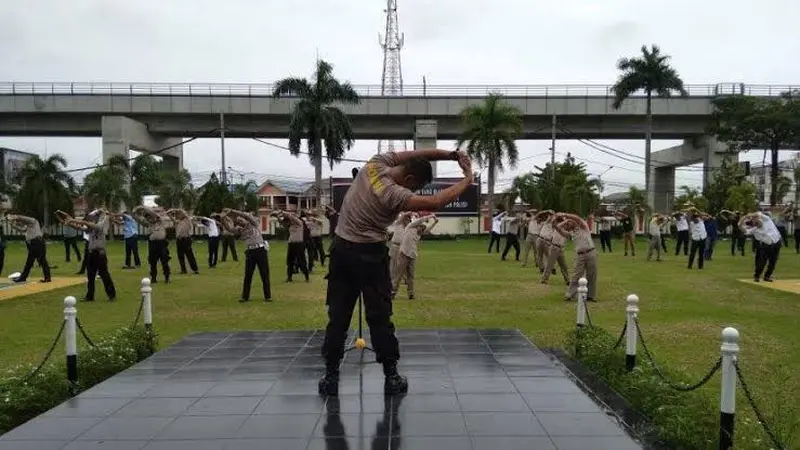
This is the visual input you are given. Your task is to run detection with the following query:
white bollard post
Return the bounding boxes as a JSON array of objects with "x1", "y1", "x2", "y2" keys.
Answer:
[
  {"x1": 719, "y1": 327, "x2": 739, "y2": 450},
  {"x1": 141, "y1": 278, "x2": 153, "y2": 332},
  {"x1": 576, "y1": 278, "x2": 588, "y2": 328},
  {"x1": 64, "y1": 296, "x2": 78, "y2": 387},
  {"x1": 625, "y1": 294, "x2": 639, "y2": 371}
]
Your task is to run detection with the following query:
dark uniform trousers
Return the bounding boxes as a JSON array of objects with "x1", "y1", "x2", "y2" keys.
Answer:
[
  {"x1": 287, "y1": 241, "x2": 309, "y2": 280},
  {"x1": 176, "y1": 237, "x2": 199, "y2": 273},
  {"x1": 19, "y1": 238, "x2": 51, "y2": 281},
  {"x1": 312, "y1": 236, "x2": 326, "y2": 266},
  {"x1": 207, "y1": 236, "x2": 220, "y2": 268},
  {"x1": 242, "y1": 246, "x2": 270, "y2": 300},
  {"x1": 322, "y1": 237, "x2": 400, "y2": 371},
  {"x1": 731, "y1": 231, "x2": 745, "y2": 256},
  {"x1": 148, "y1": 240, "x2": 171, "y2": 282},
  {"x1": 125, "y1": 236, "x2": 141, "y2": 267},
  {"x1": 304, "y1": 237, "x2": 315, "y2": 272},
  {"x1": 221, "y1": 235, "x2": 238, "y2": 261},
  {"x1": 77, "y1": 239, "x2": 89, "y2": 274},
  {"x1": 86, "y1": 249, "x2": 116, "y2": 301},
  {"x1": 755, "y1": 241, "x2": 780, "y2": 280},
  {"x1": 688, "y1": 239, "x2": 707, "y2": 269},
  {"x1": 64, "y1": 237, "x2": 81, "y2": 262},
  {"x1": 501, "y1": 233, "x2": 520, "y2": 260}
]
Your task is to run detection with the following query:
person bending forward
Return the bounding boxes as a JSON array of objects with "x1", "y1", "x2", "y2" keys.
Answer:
[
  {"x1": 392, "y1": 213, "x2": 439, "y2": 299},
  {"x1": 7, "y1": 214, "x2": 51, "y2": 283},
  {"x1": 222, "y1": 209, "x2": 272, "y2": 302}
]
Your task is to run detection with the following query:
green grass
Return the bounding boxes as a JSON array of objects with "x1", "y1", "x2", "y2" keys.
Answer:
[{"x1": 0, "y1": 237, "x2": 798, "y2": 449}]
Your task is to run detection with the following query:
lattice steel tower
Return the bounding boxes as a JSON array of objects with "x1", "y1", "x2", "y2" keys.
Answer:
[{"x1": 377, "y1": 0, "x2": 407, "y2": 153}]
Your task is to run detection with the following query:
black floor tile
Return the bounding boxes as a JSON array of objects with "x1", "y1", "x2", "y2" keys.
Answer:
[{"x1": 1, "y1": 330, "x2": 642, "y2": 450}]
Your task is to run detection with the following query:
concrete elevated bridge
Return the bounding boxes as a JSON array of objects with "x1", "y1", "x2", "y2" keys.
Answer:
[{"x1": 0, "y1": 81, "x2": 796, "y2": 210}]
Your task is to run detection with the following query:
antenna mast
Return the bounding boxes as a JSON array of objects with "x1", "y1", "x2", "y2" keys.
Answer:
[{"x1": 377, "y1": 0, "x2": 406, "y2": 153}]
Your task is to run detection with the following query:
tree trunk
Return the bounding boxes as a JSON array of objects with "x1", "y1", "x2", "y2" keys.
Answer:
[
  {"x1": 770, "y1": 145, "x2": 780, "y2": 206},
  {"x1": 487, "y1": 159, "x2": 496, "y2": 223},
  {"x1": 42, "y1": 188, "x2": 49, "y2": 234},
  {"x1": 644, "y1": 91, "x2": 654, "y2": 210},
  {"x1": 314, "y1": 139, "x2": 323, "y2": 209}
]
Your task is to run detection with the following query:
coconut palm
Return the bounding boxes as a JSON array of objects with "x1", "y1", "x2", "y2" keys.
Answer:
[
  {"x1": 611, "y1": 45, "x2": 688, "y2": 207},
  {"x1": 560, "y1": 175, "x2": 602, "y2": 217},
  {"x1": 130, "y1": 154, "x2": 164, "y2": 205},
  {"x1": 456, "y1": 92, "x2": 523, "y2": 218},
  {"x1": 82, "y1": 155, "x2": 130, "y2": 211},
  {"x1": 272, "y1": 59, "x2": 360, "y2": 207},
  {"x1": 230, "y1": 180, "x2": 259, "y2": 211},
  {"x1": 13, "y1": 154, "x2": 75, "y2": 227},
  {"x1": 155, "y1": 169, "x2": 196, "y2": 210}
]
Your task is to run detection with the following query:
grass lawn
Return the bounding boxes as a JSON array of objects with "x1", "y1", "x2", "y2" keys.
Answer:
[{"x1": 0, "y1": 236, "x2": 798, "y2": 448}]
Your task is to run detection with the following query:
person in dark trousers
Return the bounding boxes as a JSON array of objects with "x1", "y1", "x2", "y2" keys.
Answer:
[
  {"x1": 501, "y1": 212, "x2": 521, "y2": 261},
  {"x1": 67, "y1": 210, "x2": 117, "y2": 302},
  {"x1": 687, "y1": 209, "x2": 707, "y2": 270},
  {"x1": 323, "y1": 204, "x2": 339, "y2": 240},
  {"x1": 300, "y1": 210, "x2": 315, "y2": 273},
  {"x1": 774, "y1": 207, "x2": 789, "y2": 247},
  {"x1": 110, "y1": 211, "x2": 141, "y2": 269},
  {"x1": 487, "y1": 210, "x2": 505, "y2": 253},
  {"x1": 704, "y1": 216, "x2": 719, "y2": 260},
  {"x1": 220, "y1": 215, "x2": 239, "y2": 262},
  {"x1": 792, "y1": 208, "x2": 800, "y2": 254},
  {"x1": 614, "y1": 210, "x2": 636, "y2": 257},
  {"x1": 167, "y1": 209, "x2": 199, "y2": 275},
  {"x1": 194, "y1": 215, "x2": 220, "y2": 268},
  {"x1": 0, "y1": 225, "x2": 5, "y2": 275},
  {"x1": 7, "y1": 213, "x2": 51, "y2": 283},
  {"x1": 133, "y1": 206, "x2": 171, "y2": 284},
  {"x1": 673, "y1": 212, "x2": 689, "y2": 256},
  {"x1": 221, "y1": 209, "x2": 271, "y2": 302},
  {"x1": 318, "y1": 147, "x2": 474, "y2": 397},
  {"x1": 720, "y1": 210, "x2": 746, "y2": 256},
  {"x1": 307, "y1": 209, "x2": 326, "y2": 266},
  {"x1": 62, "y1": 223, "x2": 81, "y2": 263},
  {"x1": 274, "y1": 210, "x2": 309, "y2": 282},
  {"x1": 740, "y1": 212, "x2": 782, "y2": 282},
  {"x1": 597, "y1": 216, "x2": 612, "y2": 252}
]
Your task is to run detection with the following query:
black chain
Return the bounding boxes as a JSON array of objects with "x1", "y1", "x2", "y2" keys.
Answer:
[
  {"x1": 612, "y1": 320, "x2": 627, "y2": 350},
  {"x1": 130, "y1": 294, "x2": 144, "y2": 329},
  {"x1": 582, "y1": 296, "x2": 594, "y2": 327},
  {"x1": 635, "y1": 317, "x2": 722, "y2": 392},
  {"x1": 75, "y1": 318, "x2": 96, "y2": 348},
  {"x1": 733, "y1": 360, "x2": 787, "y2": 450},
  {"x1": 22, "y1": 320, "x2": 66, "y2": 383}
]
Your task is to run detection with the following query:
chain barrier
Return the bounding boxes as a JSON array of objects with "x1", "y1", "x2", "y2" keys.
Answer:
[
  {"x1": 583, "y1": 298, "x2": 594, "y2": 327},
  {"x1": 733, "y1": 360, "x2": 787, "y2": 450},
  {"x1": 0, "y1": 320, "x2": 66, "y2": 396},
  {"x1": 75, "y1": 318, "x2": 96, "y2": 348},
  {"x1": 612, "y1": 320, "x2": 627, "y2": 350},
  {"x1": 130, "y1": 295, "x2": 144, "y2": 329},
  {"x1": 634, "y1": 317, "x2": 722, "y2": 392}
]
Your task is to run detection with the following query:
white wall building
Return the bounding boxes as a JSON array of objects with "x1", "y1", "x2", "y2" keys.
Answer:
[{"x1": 746, "y1": 153, "x2": 800, "y2": 206}]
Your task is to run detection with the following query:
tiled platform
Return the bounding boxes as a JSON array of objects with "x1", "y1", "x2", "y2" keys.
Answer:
[{"x1": 0, "y1": 329, "x2": 644, "y2": 450}]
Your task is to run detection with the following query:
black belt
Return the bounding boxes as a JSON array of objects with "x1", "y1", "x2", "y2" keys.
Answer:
[
  {"x1": 577, "y1": 248, "x2": 595, "y2": 255},
  {"x1": 247, "y1": 243, "x2": 266, "y2": 250},
  {"x1": 550, "y1": 243, "x2": 564, "y2": 248},
  {"x1": 333, "y1": 235, "x2": 386, "y2": 253}
]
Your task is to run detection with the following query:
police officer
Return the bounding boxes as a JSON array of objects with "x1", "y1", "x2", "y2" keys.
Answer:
[
  {"x1": 68, "y1": 210, "x2": 117, "y2": 302},
  {"x1": 221, "y1": 208, "x2": 271, "y2": 302},
  {"x1": 7, "y1": 213, "x2": 51, "y2": 283},
  {"x1": 318, "y1": 148, "x2": 473, "y2": 397},
  {"x1": 167, "y1": 208, "x2": 199, "y2": 275},
  {"x1": 133, "y1": 206, "x2": 171, "y2": 284}
]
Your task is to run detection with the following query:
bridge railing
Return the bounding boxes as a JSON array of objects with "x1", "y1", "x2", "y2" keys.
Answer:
[{"x1": 0, "y1": 82, "x2": 796, "y2": 97}]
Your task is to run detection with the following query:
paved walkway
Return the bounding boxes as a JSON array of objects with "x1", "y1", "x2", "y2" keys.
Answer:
[{"x1": 0, "y1": 329, "x2": 644, "y2": 449}]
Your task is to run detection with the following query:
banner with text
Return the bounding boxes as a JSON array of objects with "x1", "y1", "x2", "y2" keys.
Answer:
[{"x1": 330, "y1": 178, "x2": 480, "y2": 217}]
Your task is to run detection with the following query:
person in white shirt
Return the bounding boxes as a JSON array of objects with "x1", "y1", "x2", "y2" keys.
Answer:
[
  {"x1": 488, "y1": 210, "x2": 506, "y2": 253},
  {"x1": 740, "y1": 211, "x2": 782, "y2": 282},
  {"x1": 687, "y1": 210, "x2": 708, "y2": 269},
  {"x1": 194, "y1": 215, "x2": 221, "y2": 269},
  {"x1": 597, "y1": 216, "x2": 612, "y2": 253},
  {"x1": 647, "y1": 214, "x2": 666, "y2": 262},
  {"x1": 501, "y1": 212, "x2": 522, "y2": 261},
  {"x1": 673, "y1": 212, "x2": 690, "y2": 256}
]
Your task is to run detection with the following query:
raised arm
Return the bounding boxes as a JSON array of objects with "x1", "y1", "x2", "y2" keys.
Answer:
[
  {"x1": 408, "y1": 214, "x2": 434, "y2": 228},
  {"x1": 553, "y1": 220, "x2": 572, "y2": 238},
  {"x1": 422, "y1": 216, "x2": 440, "y2": 233},
  {"x1": 224, "y1": 208, "x2": 259, "y2": 227},
  {"x1": 402, "y1": 152, "x2": 474, "y2": 211},
  {"x1": 556, "y1": 212, "x2": 588, "y2": 230},
  {"x1": 534, "y1": 210, "x2": 553, "y2": 220}
]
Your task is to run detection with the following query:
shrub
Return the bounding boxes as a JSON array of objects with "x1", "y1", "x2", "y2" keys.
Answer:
[{"x1": 0, "y1": 326, "x2": 155, "y2": 435}]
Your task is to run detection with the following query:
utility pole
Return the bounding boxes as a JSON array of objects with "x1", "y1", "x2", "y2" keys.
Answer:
[
  {"x1": 550, "y1": 114, "x2": 557, "y2": 180},
  {"x1": 376, "y1": 0, "x2": 407, "y2": 153},
  {"x1": 220, "y1": 112, "x2": 227, "y2": 185}
]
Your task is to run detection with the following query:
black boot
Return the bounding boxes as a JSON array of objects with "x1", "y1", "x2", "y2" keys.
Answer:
[
  {"x1": 383, "y1": 363, "x2": 408, "y2": 395},
  {"x1": 318, "y1": 369, "x2": 340, "y2": 396}
]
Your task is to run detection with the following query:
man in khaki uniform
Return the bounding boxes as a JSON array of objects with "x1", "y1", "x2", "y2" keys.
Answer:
[
  {"x1": 520, "y1": 209, "x2": 540, "y2": 267},
  {"x1": 558, "y1": 212, "x2": 598, "y2": 302},
  {"x1": 534, "y1": 210, "x2": 554, "y2": 272},
  {"x1": 540, "y1": 214, "x2": 569, "y2": 285},
  {"x1": 392, "y1": 213, "x2": 438, "y2": 299}
]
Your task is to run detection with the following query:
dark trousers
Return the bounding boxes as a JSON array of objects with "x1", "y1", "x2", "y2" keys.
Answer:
[
  {"x1": 207, "y1": 236, "x2": 220, "y2": 267},
  {"x1": 287, "y1": 241, "x2": 309, "y2": 280},
  {"x1": 755, "y1": 242, "x2": 780, "y2": 280},
  {"x1": 312, "y1": 236, "x2": 326, "y2": 266},
  {"x1": 124, "y1": 236, "x2": 141, "y2": 267},
  {"x1": 322, "y1": 236, "x2": 399, "y2": 370},
  {"x1": 176, "y1": 237, "x2": 198, "y2": 273},
  {"x1": 86, "y1": 249, "x2": 116, "y2": 301},
  {"x1": 599, "y1": 230, "x2": 612, "y2": 252},
  {"x1": 777, "y1": 226, "x2": 788, "y2": 247},
  {"x1": 64, "y1": 237, "x2": 81, "y2": 262},
  {"x1": 795, "y1": 229, "x2": 800, "y2": 253},
  {"x1": 77, "y1": 240, "x2": 89, "y2": 274},
  {"x1": 305, "y1": 238, "x2": 315, "y2": 272},
  {"x1": 688, "y1": 239, "x2": 706, "y2": 269},
  {"x1": 0, "y1": 246, "x2": 5, "y2": 275},
  {"x1": 221, "y1": 235, "x2": 238, "y2": 261},
  {"x1": 501, "y1": 233, "x2": 520, "y2": 260},
  {"x1": 148, "y1": 239, "x2": 171, "y2": 282},
  {"x1": 242, "y1": 247, "x2": 270, "y2": 300},
  {"x1": 731, "y1": 234, "x2": 745, "y2": 256},
  {"x1": 488, "y1": 232, "x2": 501, "y2": 253},
  {"x1": 19, "y1": 238, "x2": 51, "y2": 281},
  {"x1": 675, "y1": 230, "x2": 689, "y2": 255}
]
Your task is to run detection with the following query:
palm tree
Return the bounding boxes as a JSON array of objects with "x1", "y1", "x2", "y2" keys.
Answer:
[
  {"x1": 130, "y1": 154, "x2": 165, "y2": 206},
  {"x1": 456, "y1": 93, "x2": 523, "y2": 219},
  {"x1": 674, "y1": 185, "x2": 708, "y2": 211},
  {"x1": 230, "y1": 180, "x2": 259, "y2": 211},
  {"x1": 611, "y1": 45, "x2": 688, "y2": 207},
  {"x1": 272, "y1": 59, "x2": 360, "y2": 207},
  {"x1": 13, "y1": 154, "x2": 75, "y2": 227},
  {"x1": 560, "y1": 175, "x2": 602, "y2": 217},
  {"x1": 155, "y1": 169, "x2": 196, "y2": 210},
  {"x1": 82, "y1": 155, "x2": 130, "y2": 211}
]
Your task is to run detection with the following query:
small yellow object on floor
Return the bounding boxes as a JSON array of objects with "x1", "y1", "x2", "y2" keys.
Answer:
[
  {"x1": 355, "y1": 338, "x2": 367, "y2": 349},
  {"x1": 0, "y1": 277, "x2": 85, "y2": 301},
  {"x1": 738, "y1": 278, "x2": 800, "y2": 295}
]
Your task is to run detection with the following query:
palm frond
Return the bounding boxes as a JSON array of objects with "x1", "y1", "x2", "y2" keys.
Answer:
[{"x1": 272, "y1": 77, "x2": 313, "y2": 98}]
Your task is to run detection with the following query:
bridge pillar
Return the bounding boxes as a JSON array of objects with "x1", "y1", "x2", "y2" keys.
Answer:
[
  {"x1": 653, "y1": 167, "x2": 675, "y2": 213},
  {"x1": 101, "y1": 116, "x2": 183, "y2": 171},
  {"x1": 414, "y1": 119, "x2": 438, "y2": 178}
]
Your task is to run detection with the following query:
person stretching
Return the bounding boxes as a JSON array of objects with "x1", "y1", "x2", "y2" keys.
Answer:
[
  {"x1": 7, "y1": 213, "x2": 51, "y2": 283},
  {"x1": 558, "y1": 212, "x2": 597, "y2": 302},
  {"x1": 274, "y1": 210, "x2": 309, "y2": 282},
  {"x1": 540, "y1": 213, "x2": 569, "y2": 286},
  {"x1": 67, "y1": 210, "x2": 117, "y2": 302},
  {"x1": 166, "y1": 208, "x2": 199, "y2": 275},
  {"x1": 133, "y1": 206, "x2": 171, "y2": 284},
  {"x1": 221, "y1": 209, "x2": 272, "y2": 302},
  {"x1": 392, "y1": 213, "x2": 439, "y2": 300}
]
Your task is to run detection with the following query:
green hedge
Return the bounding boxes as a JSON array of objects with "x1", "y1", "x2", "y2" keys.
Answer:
[{"x1": 0, "y1": 326, "x2": 155, "y2": 435}]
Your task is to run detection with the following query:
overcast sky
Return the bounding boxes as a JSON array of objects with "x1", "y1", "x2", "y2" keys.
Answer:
[{"x1": 0, "y1": 0, "x2": 799, "y2": 195}]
